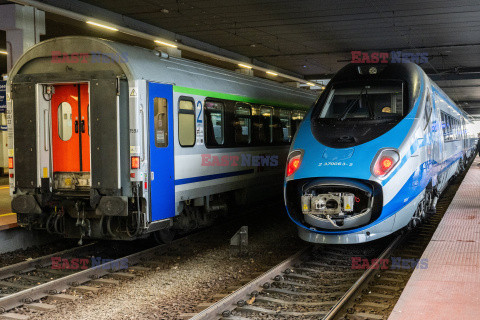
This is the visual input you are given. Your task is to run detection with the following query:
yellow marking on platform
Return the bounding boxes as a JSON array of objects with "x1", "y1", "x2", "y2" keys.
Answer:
[
  {"x1": 0, "y1": 213, "x2": 15, "y2": 218},
  {"x1": 0, "y1": 186, "x2": 10, "y2": 189}
]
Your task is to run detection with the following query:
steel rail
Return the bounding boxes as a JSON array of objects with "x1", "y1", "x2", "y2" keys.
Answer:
[
  {"x1": 0, "y1": 238, "x2": 180, "y2": 312},
  {"x1": 189, "y1": 246, "x2": 311, "y2": 320},
  {"x1": 191, "y1": 234, "x2": 404, "y2": 320},
  {"x1": 321, "y1": 234, "x2": 404, "y2": 320},
  {"x1": 0, "y1": 242, "x2": 97, "y2": 280}
]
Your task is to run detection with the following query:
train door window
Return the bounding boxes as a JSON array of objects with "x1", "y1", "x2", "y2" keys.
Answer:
[
  {"x1": 278, "y1": 110, "x2": 291, "y2": 143},
  {"x1": 57, "y1": 102, "x2": 73, "y2": 141},
  {"x1": 178, "y1": 98, "x2": 195, "y2": 147},
  {"x1": 260, "y1": 107, "x2": 273, "y2": 144},
  {"x1": 234, "y1": 105, "x2": 251, "y2": 145},
  {"x1": 204, "y1": 100, "x2": 224, "y2": 146},
  {"x1": 154, "y1": 98, "x2": 168, "y2": 147}
]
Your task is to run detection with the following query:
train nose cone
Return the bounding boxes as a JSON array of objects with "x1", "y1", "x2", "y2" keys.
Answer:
[{"x1": 322, "y1": 147, "x2": 355, "y2": 161}]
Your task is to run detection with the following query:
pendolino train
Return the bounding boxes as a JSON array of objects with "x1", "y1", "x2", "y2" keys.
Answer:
[
  {"x1": 285, "y1": 63, "x2": 478, "y2": 244},
  {"x1": 7, "y1": 36, "x2": 316, "y2": 241}
]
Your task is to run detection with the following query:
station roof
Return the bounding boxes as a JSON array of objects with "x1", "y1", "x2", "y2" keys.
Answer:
[{"x1": 2, "y1": 0, "x2": 480, "y2": 117}]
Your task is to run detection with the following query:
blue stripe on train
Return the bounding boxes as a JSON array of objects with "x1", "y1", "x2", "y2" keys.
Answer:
[{"x1": 174, "y1": 169, "x2": 255, "y2": 186}]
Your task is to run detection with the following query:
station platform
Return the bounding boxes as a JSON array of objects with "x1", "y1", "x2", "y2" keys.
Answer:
[
  {"x1": 0, "y1": 185, "x2": 15, "y2": 230},
  {"x1": 389, "y1": 159, "x2": 480, "y2": 320}
]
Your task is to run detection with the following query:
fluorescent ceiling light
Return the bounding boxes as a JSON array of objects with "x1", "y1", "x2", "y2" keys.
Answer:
[
  {"x1": 86, "y1": 21, "x2": 118, "y2": 31},
  {"x1": 238, "y1": 64, "x2": 252, "y2": 69},
  {"x1": 266, "y1": 71, "x2": 278, "y2": 76},
  {"x1": 0, "y1": 50, "x2": 7, "y2": 55},
  {"x1": 154, "y1": 40, "x2": 178, "y2": 48},
  {"x1": 307, "y1": 82, "x2": 315, "y2": 86}
]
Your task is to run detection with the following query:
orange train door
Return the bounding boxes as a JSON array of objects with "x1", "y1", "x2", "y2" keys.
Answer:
[{"x1": 51, "y1": 83, "x2": 90, "y2": 173}]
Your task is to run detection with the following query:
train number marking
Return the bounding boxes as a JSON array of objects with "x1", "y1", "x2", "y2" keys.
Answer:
[{"x1": 196, "y1": 101, "x2": 203, "y2": 123}]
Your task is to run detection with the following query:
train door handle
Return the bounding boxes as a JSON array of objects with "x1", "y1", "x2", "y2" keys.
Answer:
[
  {"x1": 75, "y1": 120, "x2": 79, "y2": 133},
  {"x1": 80, "y1": 120, "x2": 85, "y2": 133}
]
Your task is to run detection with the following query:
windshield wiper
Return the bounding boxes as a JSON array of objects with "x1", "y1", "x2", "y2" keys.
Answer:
[{"x1": 338, "y1": 87, "x2": 366, "y2": 121}]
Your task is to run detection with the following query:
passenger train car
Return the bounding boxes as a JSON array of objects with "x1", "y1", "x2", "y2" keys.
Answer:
[
  {"x1": 285, "y1": 63, "x2": 478, "y2": 244},
  {"x1": 6, "y1": 36, "x2": 316, "y2": 241}
]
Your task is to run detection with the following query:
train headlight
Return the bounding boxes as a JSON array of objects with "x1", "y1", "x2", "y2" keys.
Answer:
[
  {"x1": 371, "y1": 149, "x2": 400, "y2": 178},
  {"x1": 286, "y1": 150, "x2": 303, "y2": 177}
]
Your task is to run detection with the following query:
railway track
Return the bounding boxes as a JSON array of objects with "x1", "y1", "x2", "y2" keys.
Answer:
[
  {"x1": 188, "y1": 171, "x2": 467, "y2": 320},
  {"x1": 0, "y1": 201, "x2": 291, "y2": 318},
  {"x1": 0, "y1": 240, "x2": 163, "y2": 314}
]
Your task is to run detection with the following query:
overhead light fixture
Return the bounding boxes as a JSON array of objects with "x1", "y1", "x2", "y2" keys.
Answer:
[
  {"x1": 307, "y1": 82, "x2": 315, "y2": 86},
  {"x1": 0, "y1": 50, "x2": 7, "y2": 55},
  {"x1": 321, "y1": 86, "x2": 326, "y2": 90},
  {"x1": 86, "y1": 21, "x2": 118, "y2": 31},
  {"x1": 238, "y1": 64, "x2": 252, "y2": 69},
  {"x1": 154, "y1": 40, "x2": 178, "y2": 48},
  {"x1": 266, "y1": 71, "x2": 278, "y2": 76}
]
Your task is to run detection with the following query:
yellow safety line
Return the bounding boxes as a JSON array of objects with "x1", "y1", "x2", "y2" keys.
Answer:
[
  {"x1": 0, "y1": 186, "x2": 10, "y2": 189},
  {"x1": 0, "y1": 212, "x2": 15, "y2": 218}
]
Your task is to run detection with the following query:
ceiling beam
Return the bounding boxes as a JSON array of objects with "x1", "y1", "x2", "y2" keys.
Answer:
[
  {"x1": 253, "y1": 43, "x2": 480, "y2": 59},
  {"x1": 8, "y1": 0, "x2": 308, "y2": 83}
]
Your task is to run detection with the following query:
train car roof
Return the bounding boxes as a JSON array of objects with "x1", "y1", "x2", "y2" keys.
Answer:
[{"x1": 9, "y1": 36, "x2": 316, "y2": 109}]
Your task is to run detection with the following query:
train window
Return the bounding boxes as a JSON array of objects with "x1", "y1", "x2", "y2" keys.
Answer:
[
  {"x1": 178, "y1": 98, "x2": 195, "y2": 147},
  {"x1": 154, "y1": 98, "x2": 168, "y2": 147},
  {"x1": 204, "y1": 100, "x2": 224, "y2": 146},
  {"x1": 277, "y1": 110, "x2": 291, "y2": 143},
  {"x1": 234, "y1": 105, "x2": 251, "y2": 145},
  {"x1": 318, "y1": 83, "x2": 404, "y2": 120},
  {"x1": 57, "y1": 102, "x2": 73, "y2": 141},
  {"x1": 441, "y1": 112, "x2": 447, "y2": 141},
  {"x1": 291, "y1": 111, "x2": 305, "y2": 138},
  {"x1": 256, "y1": 107, "x2": 273, "y2": 144}
]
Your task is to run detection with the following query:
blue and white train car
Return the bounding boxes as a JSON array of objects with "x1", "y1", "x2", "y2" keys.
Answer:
[
  {"x1": 284, "y1": 63, "x2": 478, "y2": 244},
  {"x1": 7, "y1": 36, "x2": 316, "y2": 241}
]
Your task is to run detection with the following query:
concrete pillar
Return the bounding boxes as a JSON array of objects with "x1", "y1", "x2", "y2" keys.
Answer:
[
  {"x1": 0, "y1": 4, "x2": 45, "y2": 173},
  {"x1": 0, "y1": 4, "x2": 45, "y2": 72}
]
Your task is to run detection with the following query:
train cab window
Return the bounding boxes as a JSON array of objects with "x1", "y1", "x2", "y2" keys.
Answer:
[
  {"x1": 318, "y1": 83, "x2": 404, "y2": 119},
  {"x1": 204, "y1": 100, "x2": 224, "y2": 146},
  {"x1": 277, "y1": 110, "x2": 291, "y2": 143},
  {"x1": 178, "y1": 98, "x2": 195, "y2": 147},
  {"x1": 154, "y1": 98, "x2": 168, "y2": 147},
  {"x1": 57, "y1": 102, "x2": 73, "y2": 141},
  {"x1": 234, "y1": 105, "x2": 251, "y2": 145}
]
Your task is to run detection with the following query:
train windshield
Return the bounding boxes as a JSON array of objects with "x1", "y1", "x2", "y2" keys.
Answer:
[{"x1": 318, "y1": 82, "x2": 404, "y2": 121}]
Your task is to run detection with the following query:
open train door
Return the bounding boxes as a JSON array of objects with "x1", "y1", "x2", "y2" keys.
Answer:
[{"x1": 148, "y1": 82, "x2": 175, "y2": 222}]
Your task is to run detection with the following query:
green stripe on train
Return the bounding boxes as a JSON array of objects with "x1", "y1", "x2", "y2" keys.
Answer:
[{"x1": 173, "y1": 86, "x2": 311, "y2": 110}]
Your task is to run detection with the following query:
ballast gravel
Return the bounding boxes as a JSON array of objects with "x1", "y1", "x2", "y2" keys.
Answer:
[{"x1": 25, "y1": 205, "x2": 305, "y2": 320}]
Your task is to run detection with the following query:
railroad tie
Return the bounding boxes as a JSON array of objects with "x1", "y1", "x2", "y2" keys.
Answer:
[{"x1": 26, "y1": 303, "x2": 56, "y2": 311}]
